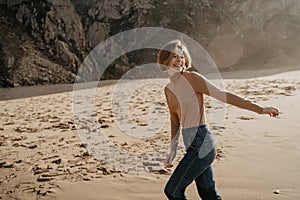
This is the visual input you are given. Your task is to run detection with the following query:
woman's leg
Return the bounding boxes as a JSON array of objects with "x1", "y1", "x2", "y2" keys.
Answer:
[
  {"x1": 195, "y1": 165, "x2": 222, "y2": 200},
  {"x1": 164, "y1": 148, "x2": 215, "y2": 200}
]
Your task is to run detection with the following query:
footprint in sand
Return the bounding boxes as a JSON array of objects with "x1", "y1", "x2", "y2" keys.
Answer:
[{"x1": 237, "y1": 116, "x2": 255, "y2": 120}]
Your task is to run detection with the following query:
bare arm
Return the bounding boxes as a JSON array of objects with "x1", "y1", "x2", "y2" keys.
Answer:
[
  {"x1": 191, "y1": 72, "x2": 279, "y2": 116},
  {"x1": 164, "y1": 87, "x2": 180, "y2": 149}
]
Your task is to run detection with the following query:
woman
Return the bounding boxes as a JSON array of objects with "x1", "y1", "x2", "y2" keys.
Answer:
[{"x1": 157, "y1": 39, "x2": 279, "y2": 200}]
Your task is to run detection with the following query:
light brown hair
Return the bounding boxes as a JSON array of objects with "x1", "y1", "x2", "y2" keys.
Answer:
[{"x1": 157, "y1": 39, "x2": 192, "y2": 71}]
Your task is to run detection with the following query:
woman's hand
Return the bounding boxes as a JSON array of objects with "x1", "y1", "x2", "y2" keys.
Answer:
[
  {"x1": 262, "y1": 107, "x2": 279, "y2": 117},
  {"x1": 165, "y1": 150, "x2": 176, "y2": 168}
]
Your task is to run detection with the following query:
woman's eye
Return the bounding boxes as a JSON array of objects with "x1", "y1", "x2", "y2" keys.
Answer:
[{"x1": 171, "y1": 54, "x2": 184, "y2": 59}]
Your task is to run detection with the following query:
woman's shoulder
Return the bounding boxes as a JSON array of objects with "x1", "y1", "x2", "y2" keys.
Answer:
[
  {"x1": 164, "y1": 83, "x2": 171, "y2": 92},
  {"x1": 182, "y1": 70, "x2": 199, "y2": 75},
  {"x1": 182, "y1": 70, "x2": 204, "y2": 80}
]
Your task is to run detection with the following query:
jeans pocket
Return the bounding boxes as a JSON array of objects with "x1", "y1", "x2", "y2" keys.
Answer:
[
  {"x1": 198, "y1": 141, "x2": 216, "y2": 159},
  {"x1": 190, "y1": 131, "x2": 216, "y2": 159},
  {"x1": 190, "y1": 135, "x2": 202, "y2": 149},
  {"x1": 188, "y1": 135, "x2": 203, "y2": 154}
]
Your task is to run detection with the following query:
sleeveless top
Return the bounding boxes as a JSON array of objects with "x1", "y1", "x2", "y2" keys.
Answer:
[{"x1": 165, "y1": 72, "x2": 205, "y2": 128}]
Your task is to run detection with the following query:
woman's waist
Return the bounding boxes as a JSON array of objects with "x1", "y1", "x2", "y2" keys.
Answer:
[
  {"x1": 181, "y1": 124, "x2": 214, "y2": 149},
  {"x1": 180, "y1": 112, "x2": 206, "y2": 129},
  {"x1": 181, "y1": 124, "x2": 207, "y2": 134}
]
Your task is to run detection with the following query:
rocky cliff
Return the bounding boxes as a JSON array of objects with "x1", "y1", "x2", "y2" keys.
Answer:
[
  {"x1": 1, "y1": 0, "x2": 300, "y2": 87},
  {"x1": 1, "y1": 0, "x2": 86, "y2": 87}
]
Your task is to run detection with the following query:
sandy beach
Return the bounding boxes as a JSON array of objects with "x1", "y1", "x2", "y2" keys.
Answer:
[{"x1": 0, "y1": 69, "x2": 299, "y2": 200}]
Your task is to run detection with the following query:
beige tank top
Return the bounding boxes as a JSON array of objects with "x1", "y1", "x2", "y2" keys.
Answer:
[{"x1": 165, "y1": 72, "x2": 205, "y2": 128}]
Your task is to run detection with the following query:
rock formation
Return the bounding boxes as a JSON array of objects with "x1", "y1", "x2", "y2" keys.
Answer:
[{"x1": 1, "y1": 0, "x2": 300, "y2": 87}]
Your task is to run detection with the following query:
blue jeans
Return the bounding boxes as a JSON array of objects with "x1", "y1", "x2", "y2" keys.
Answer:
[{"x1": 164, "y1": 125, "x2": 222, "y2": 200}]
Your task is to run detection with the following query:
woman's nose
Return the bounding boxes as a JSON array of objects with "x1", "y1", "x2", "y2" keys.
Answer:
[{"x1": 176, "y1": 55, "x2": 182, "y2": 62}]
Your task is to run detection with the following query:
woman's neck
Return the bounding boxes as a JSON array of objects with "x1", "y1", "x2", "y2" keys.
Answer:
[{"x1": 169, "y1": 71, "x2": 183, "y2": 82}]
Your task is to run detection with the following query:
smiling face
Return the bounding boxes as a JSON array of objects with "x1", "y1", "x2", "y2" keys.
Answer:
[
  {"x1": 157, "y1": 40, "x2": 192, "y2": 73},
  {"x1": 167, "y1": 47, "x2": 186, "y2": 73}
]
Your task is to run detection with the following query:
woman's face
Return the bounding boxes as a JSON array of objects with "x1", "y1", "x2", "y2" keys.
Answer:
[{"x1": 167, "y1": 47, "x2": 185, "y2": 74}]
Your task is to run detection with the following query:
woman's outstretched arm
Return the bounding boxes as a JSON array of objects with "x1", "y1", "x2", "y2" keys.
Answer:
[{"x1": 190, "y1": 72, "x2": 279, "y2": 117}]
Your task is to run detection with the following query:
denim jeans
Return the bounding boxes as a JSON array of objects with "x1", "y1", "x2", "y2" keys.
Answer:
[{"x1": 164, "y1": 124, "x2": 222, "y2": 200}]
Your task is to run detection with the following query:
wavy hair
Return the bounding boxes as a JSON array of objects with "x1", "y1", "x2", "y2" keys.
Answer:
[{"x1": 157, "y1": 39, "x2": 192, "y2": 71}]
